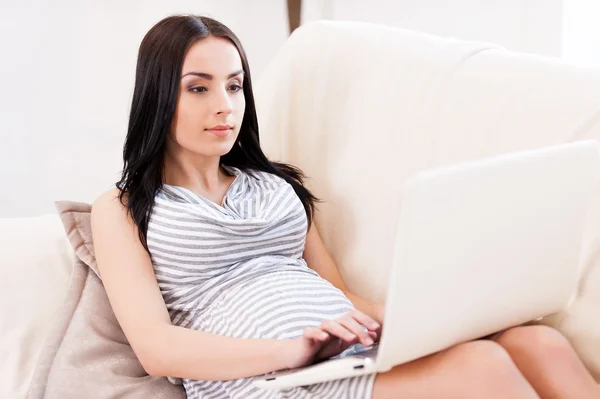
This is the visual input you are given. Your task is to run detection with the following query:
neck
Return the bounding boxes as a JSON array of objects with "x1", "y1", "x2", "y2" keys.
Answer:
[{"x1": 163, "y1": 144, "x2": 227, "y2": 192}]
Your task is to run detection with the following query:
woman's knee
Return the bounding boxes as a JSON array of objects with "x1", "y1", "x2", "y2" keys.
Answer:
[
  {"x1": 450, "y1": 339, "x2": 510, "y2": 364},
  {"x1": 495, "y1": 325, "x2": 574, "y2": 361},
  {"x1": 374, "y1": 340, "x2": 535, "y2": 398},
  {"x1": 445, "y1": 340, "x2": 536, "y2": 396},
  {"x1": 449, "y1": 340, "x2": 517, "y2": 378}
]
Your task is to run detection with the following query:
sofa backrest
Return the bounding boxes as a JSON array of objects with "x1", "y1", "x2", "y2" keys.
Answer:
[{"x1": 255, "y1": 20, "x2": 600, "y2": 302}]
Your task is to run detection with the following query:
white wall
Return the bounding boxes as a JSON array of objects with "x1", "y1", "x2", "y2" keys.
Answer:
[
  {"x1": 0, "y1": 0, "x2": 289, "y2": 217},
  {"x1": 562, "y1": 0, "x2": 600, "y2": 67}
]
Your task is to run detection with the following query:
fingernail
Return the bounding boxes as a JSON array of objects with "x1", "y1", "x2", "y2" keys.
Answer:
[
  {"x1": 370, "y1": 322, "x2": 380, "y2": 329},
  {"x1": 320, "y1": 332, "x2": 328, "y2": 339},
  {"x1": 348, "y1": 333, "x2": 356, "y2": 341},
  {"x1": 365, "y1": 338, "x2": 374, "y2": 346}
]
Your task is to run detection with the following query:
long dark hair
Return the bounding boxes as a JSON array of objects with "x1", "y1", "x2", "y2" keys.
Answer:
[{"x1": 116, "y1": 15, "x2": 319, "y2": 250}]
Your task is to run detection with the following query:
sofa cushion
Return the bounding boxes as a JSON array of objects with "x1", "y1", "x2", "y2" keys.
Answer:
[
  {"x1": 26, "y1": 201, "x2": 185, "y2": 399},
  {"x1": 0, "y1": 215, "x2": 74, "y2": 399}
]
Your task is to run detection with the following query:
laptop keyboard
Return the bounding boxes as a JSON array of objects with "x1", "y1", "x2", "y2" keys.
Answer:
[{"x1": 330, "y1": 343, "x2": 380, "y2": 360}]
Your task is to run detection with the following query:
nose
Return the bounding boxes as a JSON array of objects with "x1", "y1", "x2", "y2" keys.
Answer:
[{"x1": 213, "y1": 87, "x2": 233, "y2": 115}]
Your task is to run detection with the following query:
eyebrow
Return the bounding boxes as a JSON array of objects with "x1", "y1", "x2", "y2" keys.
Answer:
[{"x1": 181, "y1": 69, "x2": 244, "y2": 80}]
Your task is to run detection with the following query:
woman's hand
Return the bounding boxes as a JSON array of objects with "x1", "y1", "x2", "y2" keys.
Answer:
[{"x1": 282, "y1": 310, "x2": 381, "y2": 370}]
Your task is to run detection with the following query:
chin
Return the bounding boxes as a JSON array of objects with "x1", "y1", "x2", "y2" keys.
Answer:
[
  {"x1": 182, "y1": 135, "x2": 238, "y2": 157},
  {"x1": 205, "y1": 143, "x2": 237, "y2": 157}
]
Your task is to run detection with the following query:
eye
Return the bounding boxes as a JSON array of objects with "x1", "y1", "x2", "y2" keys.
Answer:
[
  {"x1": 229, "y1": 84, "x2": 243, "y2": 93},
  {"x1": 189, "y1": 86, "x2": 207, "y2": 93}
]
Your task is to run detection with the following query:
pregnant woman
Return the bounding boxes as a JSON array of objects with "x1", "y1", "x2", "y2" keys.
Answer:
[{"x1": 91, "y1": 14, "x2": 600, "y2": 399}]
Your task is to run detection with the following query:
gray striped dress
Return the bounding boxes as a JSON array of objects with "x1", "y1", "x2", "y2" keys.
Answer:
[{"x1": 146, "y1": 166, "x2": 376, "y2": 399}]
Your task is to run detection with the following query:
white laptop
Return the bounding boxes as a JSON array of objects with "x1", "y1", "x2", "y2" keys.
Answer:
[{"x1": 253, "y1": 140, "x2": 600, "y2": 390}]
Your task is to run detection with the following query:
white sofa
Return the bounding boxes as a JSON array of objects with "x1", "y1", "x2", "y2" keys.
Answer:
[{"x1": 2, "y1": 20, "x2": 600, "y2": 399}]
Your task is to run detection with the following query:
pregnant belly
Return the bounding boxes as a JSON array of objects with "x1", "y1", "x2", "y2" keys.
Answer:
[{"x1": 205, "y1": 269, "x2": 354, "y2": 340}]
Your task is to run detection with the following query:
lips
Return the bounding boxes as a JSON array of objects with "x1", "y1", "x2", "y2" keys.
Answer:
[{"x1": 206, "y1": 124, "x2": 233, "y2": 137}]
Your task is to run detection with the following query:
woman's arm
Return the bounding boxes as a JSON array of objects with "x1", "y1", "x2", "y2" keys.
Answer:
[
  {"x1": 92, "y1": 189, "x2": 293, "y2": 381},
  {"x1": 303, "y1": 221, "x2": 385, "y2": 325}
]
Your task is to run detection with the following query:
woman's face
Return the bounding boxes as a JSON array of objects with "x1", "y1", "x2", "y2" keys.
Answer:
[{"x1": 170, "y1": 36, "x2": 246, "y2": 158}]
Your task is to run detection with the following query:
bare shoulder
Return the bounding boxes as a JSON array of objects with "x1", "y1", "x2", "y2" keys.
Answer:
[
  {"x1": 91, "y1": 188, "x2": 131, "y2": 229},
  {"x1": 92, "y1": 187, "x2": 124, "y2": 215},
  {"x1": 90, "y1": 187, "x2": 142, "y2": 258}
]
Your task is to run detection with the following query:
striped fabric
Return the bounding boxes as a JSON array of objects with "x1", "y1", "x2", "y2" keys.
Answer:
[{"x1": 147, "y1": 166, "x2": 376, "y2": 398}]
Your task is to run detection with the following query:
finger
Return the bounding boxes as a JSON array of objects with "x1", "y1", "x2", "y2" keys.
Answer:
[
  {"x1": 303, "y1": 327, "x2": 330, "y2": 342},
  {"x1": 349, "y1": 309, "x2": 380, "y2": 331},
  {"x1": 319, "y1": 320, "x2": 357, "y2": 343},
  {"x1": 367, "y1": 330, "x2": 380, "y2": 344},
  {"x1": 337, "y1": 315, "x2": 374, "y2": 347}
]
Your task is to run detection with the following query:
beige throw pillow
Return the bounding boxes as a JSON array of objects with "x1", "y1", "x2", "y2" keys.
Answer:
[{"x1": 26, "y1": 201, "x2": 185, "y2": 399}]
